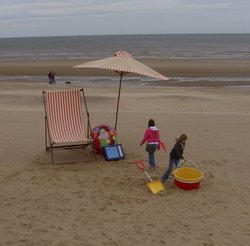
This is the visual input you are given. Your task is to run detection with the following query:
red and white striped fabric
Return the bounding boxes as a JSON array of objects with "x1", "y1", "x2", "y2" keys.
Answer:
[
  {"x1": 114, "y1": 51, "x2": 132, "y2": 58},
  {"x1": 74, "y1": 50, "x2": 168, "y2": 81},
  {"x1": 44, "y1": 89, "x2": 87, "y2": 144}
]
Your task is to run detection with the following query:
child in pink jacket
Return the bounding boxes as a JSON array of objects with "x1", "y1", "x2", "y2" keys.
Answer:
[{"x1": 140, "y1": 119, "x2": 160, "y2": 169}]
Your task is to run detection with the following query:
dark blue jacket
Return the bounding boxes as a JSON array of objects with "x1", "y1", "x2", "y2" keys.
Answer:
[{"x1": 170, "y1": 141, "x2": 185, "y2": 160}]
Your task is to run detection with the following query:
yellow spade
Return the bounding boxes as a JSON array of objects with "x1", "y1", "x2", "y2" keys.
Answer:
[{"x1": 134, "y1": 160, "x2": 165, "y2": 194}]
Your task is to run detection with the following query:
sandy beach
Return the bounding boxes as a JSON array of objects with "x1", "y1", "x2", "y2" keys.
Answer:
[
  {"x1": 0, "y1": 59, "x2": 250, "y2": 246},
  {"x1": 1, "y1": 58, "x2": 250, "y2": 78}
]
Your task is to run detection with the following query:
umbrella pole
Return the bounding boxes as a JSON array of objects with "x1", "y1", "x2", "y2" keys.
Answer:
[{"x1": 114, "y1": 73, "x2": 123, "y2": 130}]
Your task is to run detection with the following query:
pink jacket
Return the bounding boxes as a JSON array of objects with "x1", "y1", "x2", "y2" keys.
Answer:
[{"x1": 140, "y1": 126, "x2": 160, "y2": 147}]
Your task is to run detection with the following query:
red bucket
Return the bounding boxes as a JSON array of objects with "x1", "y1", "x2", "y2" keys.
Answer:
[
  {"x1": 174, "y1": 179, "x2": 201, "y2": 190},
  {"x1": 173, "y1": 167, "x2": 203, "y2": 190}
]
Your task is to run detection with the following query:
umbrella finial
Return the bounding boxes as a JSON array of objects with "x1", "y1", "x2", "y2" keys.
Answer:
[{"x1": 115, "y1": 51, "x2": 132, "y2": 58}]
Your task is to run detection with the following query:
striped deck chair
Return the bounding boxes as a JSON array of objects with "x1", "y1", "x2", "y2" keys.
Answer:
[{"x1": 43, "y1": 88, "x2": 94, "y2": 164}]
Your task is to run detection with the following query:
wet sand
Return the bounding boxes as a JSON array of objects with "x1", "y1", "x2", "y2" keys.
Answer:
[{"x1": 1, "y1": 58, "x2": 250, "y2": 78}]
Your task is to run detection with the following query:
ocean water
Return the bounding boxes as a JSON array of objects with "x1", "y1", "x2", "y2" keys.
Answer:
[
  {"x1": 1, "y1": 34, "x2": 250, "y2": 88},
  {"x1": 0, "y1": 34, "x2": 250, "y2": 60}
]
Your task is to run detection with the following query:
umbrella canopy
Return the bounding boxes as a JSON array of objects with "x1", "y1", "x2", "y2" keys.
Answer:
[{"x1": 74, "y1": 51, "x2": 168, "y2": 129}]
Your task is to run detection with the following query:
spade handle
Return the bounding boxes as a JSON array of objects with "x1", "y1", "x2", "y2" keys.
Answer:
[{"x1": 144, "y1": 171, "x2": 153, "y2": 182}]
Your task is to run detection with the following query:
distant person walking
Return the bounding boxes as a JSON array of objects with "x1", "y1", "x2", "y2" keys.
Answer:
[
  {"x1": 140, "y1": 119, "x2": 161, "y2": 169},
  {"x1": 51, "y1": 72, "x2": 56, "y2": 84},
  {"x1": 162, "y1": 134, "x2": 188, "y2": 183},
  {"x1": 48, "y1": 71, "x2": 53, "y2": 84}
]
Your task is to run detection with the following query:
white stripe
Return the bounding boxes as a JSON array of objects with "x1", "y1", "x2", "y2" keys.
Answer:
[{"x1": 149, "y1": 126, "x2": 158, "y2": 131}]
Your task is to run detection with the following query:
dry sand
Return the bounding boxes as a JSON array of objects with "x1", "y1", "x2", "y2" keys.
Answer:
[{"x1": 0, "y1": 59, "x2": 250, "y2": 245}]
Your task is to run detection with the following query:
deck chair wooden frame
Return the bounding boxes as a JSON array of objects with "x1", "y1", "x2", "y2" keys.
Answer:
[{"x1": 43, "y1": 88, "x2": 94, "y2": 164}]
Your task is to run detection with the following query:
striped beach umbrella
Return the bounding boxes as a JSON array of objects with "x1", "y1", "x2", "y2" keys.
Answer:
[{"x1": 74, "y1": 51, "x2": 168, "y2": 129}]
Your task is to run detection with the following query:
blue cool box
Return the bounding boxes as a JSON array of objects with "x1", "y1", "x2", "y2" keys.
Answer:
[{"x1": 103, "y1": 144, "x2": 125, "y2": 161}]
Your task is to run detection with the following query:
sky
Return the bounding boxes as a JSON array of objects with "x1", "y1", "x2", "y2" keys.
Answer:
[{"x1": 0, "y1": 0, "x2": 250, "y2": 38}]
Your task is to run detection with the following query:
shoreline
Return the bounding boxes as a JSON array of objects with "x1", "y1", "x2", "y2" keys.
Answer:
[
  {"x1": 1, "y1": 75, "x2": 250, "y2": 88},
  {"x1": 1, "y1": 58, "x2": 250, "y2": 77}
]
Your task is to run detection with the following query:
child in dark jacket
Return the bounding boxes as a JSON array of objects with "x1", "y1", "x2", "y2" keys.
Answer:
[
  {"x1": 140, "y1": 119, "x2": 161, "y2": 169},
  {"x1": 162, "y1": 134, "x2": 188, "y2": 183}
]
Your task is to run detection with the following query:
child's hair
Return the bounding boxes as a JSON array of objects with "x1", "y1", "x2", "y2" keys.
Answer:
[
  {"x1": 176, "y1": 134, "x2": 188, "y2": 142},
  {"x1": 148, "y1": 119, "x2": 155, "y2": 127}
]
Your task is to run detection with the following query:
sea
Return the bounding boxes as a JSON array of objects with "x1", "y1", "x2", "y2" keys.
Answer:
[
  {"x1": 0, "y1": 34, "x2": 250, "y2": 87},
  {"x1": 1, "y1": 34, "x2": 250, "y2": 60}
]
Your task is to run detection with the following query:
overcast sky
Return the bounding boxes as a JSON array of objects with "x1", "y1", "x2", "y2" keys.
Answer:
[{"x1": 0, "y1": 0, "x2": 250, "y2": 38}]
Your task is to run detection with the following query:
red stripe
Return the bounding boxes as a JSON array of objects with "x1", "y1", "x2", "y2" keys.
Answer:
[{"x1": 115, "y1": 51, "x2": 132, "y2": 58}]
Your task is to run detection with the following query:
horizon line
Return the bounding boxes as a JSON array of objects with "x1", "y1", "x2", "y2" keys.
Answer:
[{"x1": 1, "y1": 32, "x2": 250, "y2": 39}]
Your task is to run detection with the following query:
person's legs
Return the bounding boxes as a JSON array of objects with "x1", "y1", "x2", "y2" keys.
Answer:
[
  {"x1": 148, "y1": 151, "x2": 155, "y2": 168},
  {"x1": 162, "y1": 158, "x2": 175, "y2": 183}
]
